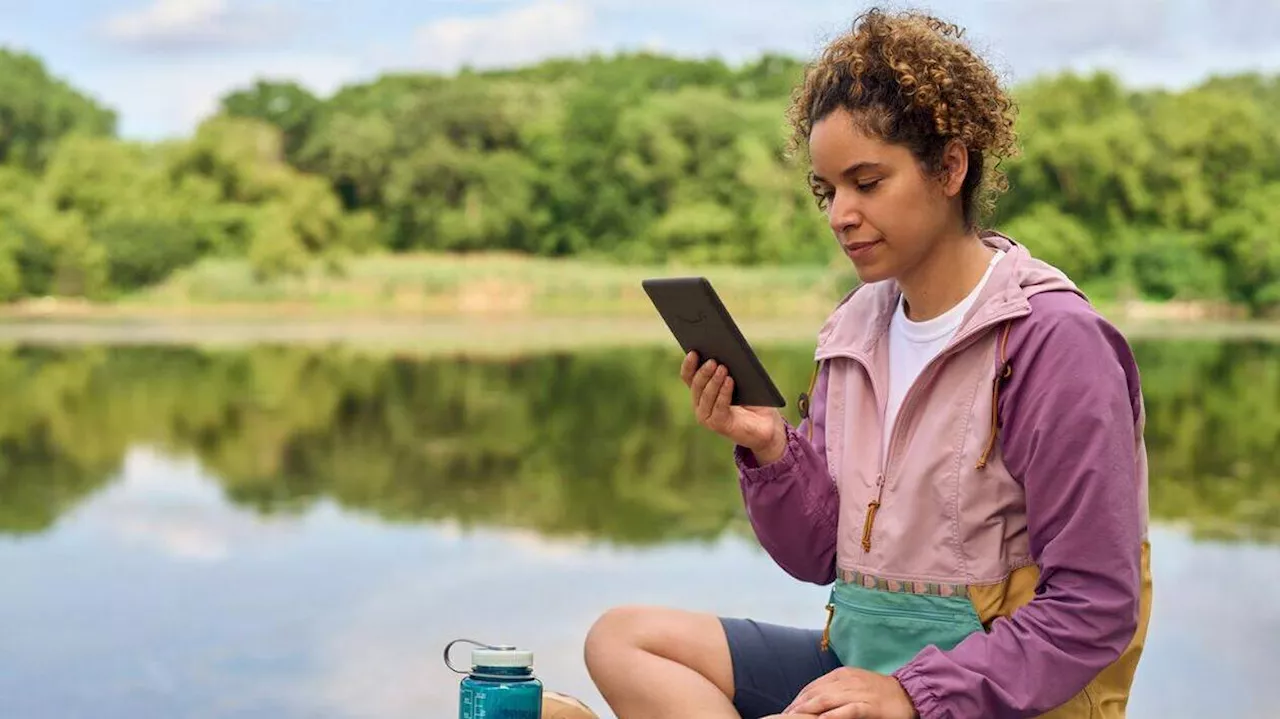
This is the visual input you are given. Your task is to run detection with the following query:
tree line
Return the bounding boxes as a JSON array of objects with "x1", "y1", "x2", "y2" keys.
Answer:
[{"x1": 2, "y1": 48, "x2": 1279, "y2": 313}]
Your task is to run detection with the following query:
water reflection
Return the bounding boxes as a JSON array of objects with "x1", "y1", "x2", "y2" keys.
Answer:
[
  {"x1": 0, "y1": 449, "x2": 1275, "y2": 718},
  {"x1": 0, "y1": 341, "x2": 1277, "y2": 543}
]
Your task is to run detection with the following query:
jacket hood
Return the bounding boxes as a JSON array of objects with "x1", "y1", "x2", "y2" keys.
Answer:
[{"x1": 815, "y1": 231, "x2": 1083, "y2": 359}]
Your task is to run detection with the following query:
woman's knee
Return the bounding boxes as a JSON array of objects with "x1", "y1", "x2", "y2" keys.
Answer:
[
  {"x1": 583, "y1": 605, "x2": 651, "y2": 670},
  {"x1": 583, "y1": 606, "x2": 733, "y2": 695}
]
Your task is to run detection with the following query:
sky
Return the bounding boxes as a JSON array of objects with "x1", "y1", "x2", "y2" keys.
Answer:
[{"x1": 2, "y1": 0, "x2": 1279, "y2": 140}]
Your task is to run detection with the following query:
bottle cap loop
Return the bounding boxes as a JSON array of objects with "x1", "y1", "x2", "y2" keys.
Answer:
[{"x1": 443, "y1": 639, "x2": 525, "y2": 675}]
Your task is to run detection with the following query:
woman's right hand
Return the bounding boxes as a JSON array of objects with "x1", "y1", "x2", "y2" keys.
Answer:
[{"x1": 681, "y1": 351, "x2": 786, "y2": 463}]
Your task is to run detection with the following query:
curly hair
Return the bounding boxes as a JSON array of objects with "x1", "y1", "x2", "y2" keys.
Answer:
[{"x1": 788, "y1": 8, "x2": 1019, "y2": 228}]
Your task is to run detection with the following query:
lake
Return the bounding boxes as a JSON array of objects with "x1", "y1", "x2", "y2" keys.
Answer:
[{"x1": 0, "y1": 339, "x2": 1277, "y2": 718}]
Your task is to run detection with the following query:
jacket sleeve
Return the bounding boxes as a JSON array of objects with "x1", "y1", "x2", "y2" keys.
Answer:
[
  {"x1": 733, "y1": 361, "x2": 839, "y2": 586},
  {"x1": 893, "y1": 295, "x2": 1144, "y2": 718}
]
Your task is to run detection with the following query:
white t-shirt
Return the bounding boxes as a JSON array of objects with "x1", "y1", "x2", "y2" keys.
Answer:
[{"x1": 882, "y1": 250, "x2": 1005, "y2": 459}]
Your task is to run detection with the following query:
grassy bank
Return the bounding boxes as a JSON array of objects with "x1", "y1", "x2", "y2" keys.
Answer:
[
  {"x1": 123, "y1": 253, "x2": 850, "y2": 320},
  {"x1": 1, "y1": 253, "x2": 1276, "y2": 356}
]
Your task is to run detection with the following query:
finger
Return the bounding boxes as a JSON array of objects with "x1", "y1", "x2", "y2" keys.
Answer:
[
  {"x1": 689, "y1": 360, "x2": 717, "y2": 406},
  {"x1": 710, "y1": 376, "x2": 734, "y2": 424},
  {"x1": 819, "y1": 704, "x2": 868, "y2": 719},
  {"x1": 785, "y1": 672, "x2": 841, "y2": 713},
  {"x1": 680, "y1": 352, "x2": 698, "y2": 387},
  {"x1": 698, "y1": 365, "x2": 728, "y2": 422},
  {"x1": 788, "y1": 690, "x2": 854, "y2": 717},
  {"x1": 787, "y1": 673, "x2": 864, "y2": 716}
]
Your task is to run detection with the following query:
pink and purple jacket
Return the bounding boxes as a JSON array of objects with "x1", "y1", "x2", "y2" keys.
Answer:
[{"x1": 735, "y1": 233, "x2": 1152, "y2": 719}]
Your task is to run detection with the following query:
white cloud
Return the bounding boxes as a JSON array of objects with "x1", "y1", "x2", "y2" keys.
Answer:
[
  {"x1": 93, "y1": 52, "x2": 365, "y2": 138},
  {"x1": 101, "y1": 0, "x2": 296, "y2": 51},
  {"x1": 971, "y1": 0, "x2": 1280, "y2": 86},
  {"x1": 414, "y1": 0, "x2": 597, "y2": 72},
  {"x1": 78, "y1": 0, "x2": 1280, "y2": 139},
  {"x1": 79, "y1": 447, "x2": 307, "y2": 562}
]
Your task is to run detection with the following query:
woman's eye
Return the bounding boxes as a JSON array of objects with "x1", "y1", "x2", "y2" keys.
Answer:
[{"x1": 856, "y1": 179, "x2": 881, "y2": 193}]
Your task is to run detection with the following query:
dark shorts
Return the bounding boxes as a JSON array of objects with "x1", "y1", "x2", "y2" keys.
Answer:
[{"x1": 719, "y1": 617, "x2": 843, "y2": 718}]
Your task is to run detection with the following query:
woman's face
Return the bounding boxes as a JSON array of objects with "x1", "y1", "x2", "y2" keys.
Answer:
[{"x1": 808, "y1": 107, "x2": 966, "y2": 285}]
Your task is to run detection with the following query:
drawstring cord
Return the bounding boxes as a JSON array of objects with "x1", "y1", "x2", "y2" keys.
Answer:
[
  {"x1": 798, "y1": 360, "x2": 820, "y2": 443},
  {"x1": 861, "y1": 476, "x2": 884, "y2": 553},
  {"x1": 976, "y1": 321, "x2": 1014, "y2": 470},
  {"x1": 821, "y1": 603, "x2": 835, "y2": 652}
]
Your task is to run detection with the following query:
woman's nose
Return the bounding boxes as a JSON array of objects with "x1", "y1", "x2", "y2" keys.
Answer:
[{"x1": 828, "y1": 193, "x2": 863, "y2": 234}]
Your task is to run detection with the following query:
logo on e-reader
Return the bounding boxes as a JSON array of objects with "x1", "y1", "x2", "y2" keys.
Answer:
[{"x1": 677, "y1": 311, "x2": 707, "y2": 324}]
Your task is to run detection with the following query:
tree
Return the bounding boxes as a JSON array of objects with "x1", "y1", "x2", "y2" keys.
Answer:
[
  {"x1": 1208, "y1": 183, "x2": 1280, "y2": 314},
  {"x1": 220, "y1": 80, "x2": 323, "y2": 163},
  {"x1": 171, "y1": 116, "x2": 371, "y2": 276},
  {"x1": 0, "y1": 49, "x2": 115, "y2": 171}
]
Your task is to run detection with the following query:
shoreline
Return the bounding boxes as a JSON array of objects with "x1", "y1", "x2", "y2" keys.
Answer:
[{"x1": 2, "y1": 309, "x2": 1278, "y2": 356}]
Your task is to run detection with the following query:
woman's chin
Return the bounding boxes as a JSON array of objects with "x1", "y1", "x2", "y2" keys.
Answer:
[{"x1": 849, "y1": 259, "x2": 893, "y2": 285}]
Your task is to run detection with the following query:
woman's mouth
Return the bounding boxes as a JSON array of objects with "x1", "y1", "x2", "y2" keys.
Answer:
[{"x1": 844, "y1": 239, "x2": 883, "y2": 259}]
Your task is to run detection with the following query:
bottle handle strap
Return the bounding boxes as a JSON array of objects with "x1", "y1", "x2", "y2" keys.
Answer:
[{"x1": 443, "y1": 638, "x2": 515, "y2": 674}]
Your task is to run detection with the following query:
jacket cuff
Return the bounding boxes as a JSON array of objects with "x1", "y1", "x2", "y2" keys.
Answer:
[
  {"x1": 893, "y1": 661, "x2": 942, "y2": 719},
  {"x1": 733, "y1": 424, "x2": 799, "y2": 485}
]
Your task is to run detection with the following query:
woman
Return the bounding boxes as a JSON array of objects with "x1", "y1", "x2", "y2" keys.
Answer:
[{"x1": 584, "y1": 8, "x2": 1151, "y2": 719}]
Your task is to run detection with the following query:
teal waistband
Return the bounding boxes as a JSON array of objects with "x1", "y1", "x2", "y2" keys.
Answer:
[{"x1": 825, "y1": 580, "x2": 984, "y2": 674}]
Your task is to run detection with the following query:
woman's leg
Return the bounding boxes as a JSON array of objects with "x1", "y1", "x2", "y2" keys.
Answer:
[
  {"x1": 584, "y1": 606, "x2": 838, "y2": 719},
  {"x1": 584, "y1": 606, "x2": 737, "y2": 719}
]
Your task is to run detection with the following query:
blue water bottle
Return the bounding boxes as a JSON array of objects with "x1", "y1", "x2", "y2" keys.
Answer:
[{"x1": 445, "y1": 639, "x2": 543, "y2": 719}]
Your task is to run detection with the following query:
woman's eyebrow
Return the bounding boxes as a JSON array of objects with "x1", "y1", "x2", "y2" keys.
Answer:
[{"x1": 812, "y1": 161, "x2": 884, "y2": 183}]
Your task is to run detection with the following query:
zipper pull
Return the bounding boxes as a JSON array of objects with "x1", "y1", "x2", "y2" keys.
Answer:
[
  {"x1": 861, "y1": 474, "x2": 885, "y2": 553},
  {"x1": 820, "y1": 603, "x2": 835, "y2": 651}
]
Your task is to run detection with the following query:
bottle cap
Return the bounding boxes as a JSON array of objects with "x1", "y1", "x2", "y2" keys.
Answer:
[{"x1": 473, "y1": 647, "x2": 534, "y2": 669}]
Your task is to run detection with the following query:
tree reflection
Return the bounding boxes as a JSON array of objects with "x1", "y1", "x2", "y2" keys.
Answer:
[{"x1": 0, "y1": 341, "x2": 1275, "y2": 544}]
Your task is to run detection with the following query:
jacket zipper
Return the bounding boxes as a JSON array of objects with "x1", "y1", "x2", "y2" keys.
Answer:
[
  {"x1": 861, "y1": 473, "x2": 884, "y2": 552},
  {"x1": 818, "y1": 305, "x2": 1031, "y2": 554}
]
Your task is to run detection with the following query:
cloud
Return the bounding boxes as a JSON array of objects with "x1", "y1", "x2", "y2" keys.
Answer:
[
  {"x1": 93, "y1": 52, "x2": 365, "y2": 138},
  {"x1": 1200, "y1": 0, "x2": 1280, "y2": 50},
  {"x1": 81, "y1": 0, "x2": 1280, "y2": 139},
  {"x1": 972, "y1": 0, "x2": 1280, "y2": 86},
  {"x1": 414, "y1": 0, "x2": 597, "y2": 72},
  {"x1": 81, "y1": 447, "x2": 307, "y2": 562},
  {"x1": 994, "y1": 0, "x2": 1175, "y2": 56},
  {"x1": 101, "y1": 0, "x2": 297, "y2": 52}
]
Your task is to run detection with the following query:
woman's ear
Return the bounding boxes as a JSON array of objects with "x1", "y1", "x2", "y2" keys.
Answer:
[{"x1": 940, "y1": 139, "x2": 969, "y2": 198}]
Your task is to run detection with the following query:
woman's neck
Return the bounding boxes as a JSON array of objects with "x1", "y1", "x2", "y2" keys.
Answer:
[{"x1": 897, "y1": 230, "x2": 994, "y2": 322}]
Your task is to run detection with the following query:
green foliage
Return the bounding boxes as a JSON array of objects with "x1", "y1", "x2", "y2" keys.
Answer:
[
  {"x1": 996, "y1": 70, "x2": 1280, "y2": 313},
  {"x1": 0, "y1": 48, "x2": 115, "y2": 172},
  {"x1": 220, "y1": 80, "x2": 322, "y2": 163},
  {"x1": 1001, "y1": 203, "x2": 1100, "y2": 279},
  {"x1": 0, "y1": 341, "x2": 1276, "y2": 544},
  {"x1": 38, "y1": 136, "x2": 199, "y2": 288},
  {"x1": 0, "y1": 197, "x2": 107, "y2": 298},
  {"x1": 2, "y1": 49, "x2": 1280, "y2": 313},
  {"x1": 1208, "y1": 183, "x2": 1280, "y2": 311}
]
